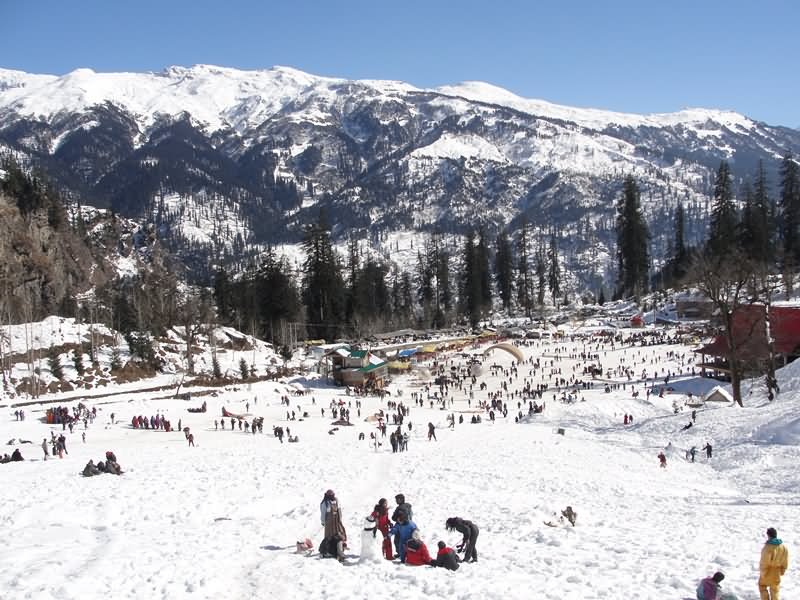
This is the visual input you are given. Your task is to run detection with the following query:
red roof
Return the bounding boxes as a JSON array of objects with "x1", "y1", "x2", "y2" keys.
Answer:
[{"x1": 695, "y1": 305, "x2": 800, "y2": 361}]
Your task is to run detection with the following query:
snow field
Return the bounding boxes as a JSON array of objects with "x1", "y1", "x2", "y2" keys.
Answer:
[{"x1": 1, "y1": 333, "x2": 798, "y2": 599}]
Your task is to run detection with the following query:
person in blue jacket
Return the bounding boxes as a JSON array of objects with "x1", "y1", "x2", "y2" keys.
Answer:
[{"x1": 388, "y1": 510, "x2": 417, "y2": 562}]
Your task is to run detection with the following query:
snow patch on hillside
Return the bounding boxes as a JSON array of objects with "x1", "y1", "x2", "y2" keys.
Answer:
[{"x1": 411, "y1": 133, "x2": 507, "y2": 163}]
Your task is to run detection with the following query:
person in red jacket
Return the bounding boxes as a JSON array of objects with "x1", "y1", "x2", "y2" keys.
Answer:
[
  {"x1": 432, "y1": 541, "x2": 460, "y2": 571},
  {"x1": 404, "y1": 530, "x2": 432, "y2": 566},
  {"x1": 371, "y1": 498, "x2": 393, "y2": 560}
]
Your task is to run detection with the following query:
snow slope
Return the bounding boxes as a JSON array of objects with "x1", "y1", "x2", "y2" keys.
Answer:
[{"x1": 1, "y1": 328, "x2": 798, "y2": 599}]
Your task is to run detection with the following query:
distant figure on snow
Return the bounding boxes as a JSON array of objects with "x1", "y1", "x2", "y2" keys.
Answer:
[
  {"x1": 658, "y1": 452, "x2": 667, "y2": 468},
  {"x1": 703, "y1": 442, "x2": 713, "y2": 459}
]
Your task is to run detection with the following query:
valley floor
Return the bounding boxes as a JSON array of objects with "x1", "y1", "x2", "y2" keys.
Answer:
[{"x1": 1, "y1": 332, "x2": 798, "y2": 600}]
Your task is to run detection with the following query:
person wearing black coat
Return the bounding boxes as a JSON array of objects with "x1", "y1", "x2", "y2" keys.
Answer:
[
  {"x1": 446, "y1": 517, "x2": 478, "y2": 563},
  {"x1": 431, "y1": 541, "x2": 460, "y2": 571}
]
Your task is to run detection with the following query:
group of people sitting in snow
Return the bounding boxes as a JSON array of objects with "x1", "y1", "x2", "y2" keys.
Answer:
[
  {"x1": 82, "y1": 451, "x2": 122, "y2": 476},
  {"x1": 0, "y1": 449, "x2": 25, "y2": 463},
  {"x1": 316, "y1": 489, "x2": 477, "y2": 570}
]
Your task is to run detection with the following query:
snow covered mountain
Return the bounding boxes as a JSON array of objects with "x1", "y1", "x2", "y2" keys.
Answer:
[{"x1": 1, "y1": 65, "x2": 798, "y2": 287}]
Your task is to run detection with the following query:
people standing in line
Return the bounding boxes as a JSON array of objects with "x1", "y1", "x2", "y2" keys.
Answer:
[{"x1": 759, "y1": 527, "x2": 788, "y2": 600}]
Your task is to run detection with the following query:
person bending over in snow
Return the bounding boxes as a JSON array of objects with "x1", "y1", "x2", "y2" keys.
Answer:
[
  {"x1": 446, "y1": 517, "x2": 479, "y2": 563},
  {"x1": 696, "y1": 571, "x2": 724, "y2": 599}
]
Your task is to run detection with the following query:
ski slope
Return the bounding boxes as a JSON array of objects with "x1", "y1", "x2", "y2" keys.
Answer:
[{"x1": 1, "y1": 329, "x2": 798, "y2": 600}]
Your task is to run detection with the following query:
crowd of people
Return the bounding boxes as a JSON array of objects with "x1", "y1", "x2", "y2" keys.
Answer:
[
  {"x1": 131, "y1": 414, "x2": 173, "y2": 431},
  {"x1": 317, "y1": 490, "x2": 477, "y2": 571}
]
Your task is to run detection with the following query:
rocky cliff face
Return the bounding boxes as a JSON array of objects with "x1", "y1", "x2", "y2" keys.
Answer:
[{"x1": 1, "y1": 65, "x2": 798, "y2": 287}]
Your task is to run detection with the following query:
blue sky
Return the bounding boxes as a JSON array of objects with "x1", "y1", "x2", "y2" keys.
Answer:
[{"x1": 1, "y1": 0, "x2": 798, "y2": 127}]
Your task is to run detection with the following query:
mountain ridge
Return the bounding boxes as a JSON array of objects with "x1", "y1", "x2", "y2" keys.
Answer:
[
  {"x1": 1, "y1": 64, "x2": 798, "y2": 293},
  {"x1": 0, "y1": 64, "x2": 776, "y2": 132}
]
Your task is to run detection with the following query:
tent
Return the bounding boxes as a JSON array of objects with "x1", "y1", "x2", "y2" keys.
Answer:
[
  {"x1": 482, "y1": 343, "x2": 524, "y2": 363},
  {"x1": 703, "y1": 386, "x2": 733, "y2": 403}
]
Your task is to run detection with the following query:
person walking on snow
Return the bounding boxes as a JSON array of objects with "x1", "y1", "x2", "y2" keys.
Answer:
[
  {"x1": 658, "y1": 452, "x2": 667, "y2": 468},
  {"x1": 759, "y1": 527, "x2": 788, "y2": 600},
  {"x1": 41, "y1": 438, "x2": 49, "y2": 461},
  {"x1": 428, "y1": 422, "x2": 437, "y2": 441},
  {"x1": 703, "y1": 442, "x2": 713, "y2": 459}
]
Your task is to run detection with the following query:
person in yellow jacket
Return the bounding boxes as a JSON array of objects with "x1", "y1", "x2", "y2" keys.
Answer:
[{"x1": 759, "y1": 527, "x2": 788, "y2": 600}]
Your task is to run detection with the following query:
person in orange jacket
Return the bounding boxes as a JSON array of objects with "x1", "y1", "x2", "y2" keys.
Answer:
[{"x1": 759, "y1": 527, "x2": 788, "y2": 600}]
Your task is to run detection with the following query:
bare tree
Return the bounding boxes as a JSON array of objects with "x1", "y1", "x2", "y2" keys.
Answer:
[
  {"x1": 689, "y1": 250, "x2": 759, "y2": 407},
  {"x1": 753, "y1": 263, "x2": 783, "y2": 400},
  {"x1": 178, "y1": 289, "x2": 214, "y2": 375}
]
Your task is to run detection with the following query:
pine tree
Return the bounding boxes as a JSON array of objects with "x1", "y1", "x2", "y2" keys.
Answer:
[
  {"x1": 516, "y1": 221, "x2": 533, "y2": 316},
  {"x1": 547, "y1": 234, "x2": 561, "y2": 306},
  {"x1": 48, "y1": 346, "x2": 64, "y2": 380},
  {"x1": 670, "y1": 201, "x2": 689, "y2": 282},
  {"x1": 459, "y1": 232, "x2": 482, "y2": 328},
  {"x1": 535, "y1": 246, "x2": 547, "y2": 307},
  {"x1": 780, "y1": 153, "x2": 800, "y2": 262},
  {"x1": 72, "y1": 347, "x2": 85, "y2": 376},
  {"x1": 239, "y1": 357, "x2": 249, "y2": 380},
  {"x1": 434, "y1": 240, "x2": 451, "y2": 328},
  {"x1": 345, "y1": 236, "x2": 360, "y2": 323},
  {"x1": 750, "y1": 161, "x2": 773, "y2": 264},
  {"x1": 110, "y1": 346, "x2": 122, "y2": 372},
  {"x1": 494, "y1": 232, "x2": 514, "y2": 312},
  {"x1": 212, "y1": 355, "x2": 222, "y2": 379},
  {"x1": 301, "y1": 212, "x2": 345, "y2": 340},
  {"x1": 615, "y1": 175, "x2": 650, "y2": 298},
  {"x1": 477, "y1": 228, "x2": 492, "y2": 313},
  {"x1": 213, "y1": 267, "x2": 231, "y2": 323},
  {"x1": 706, "y1": 161, "x2": 739, "y2": 259}
]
